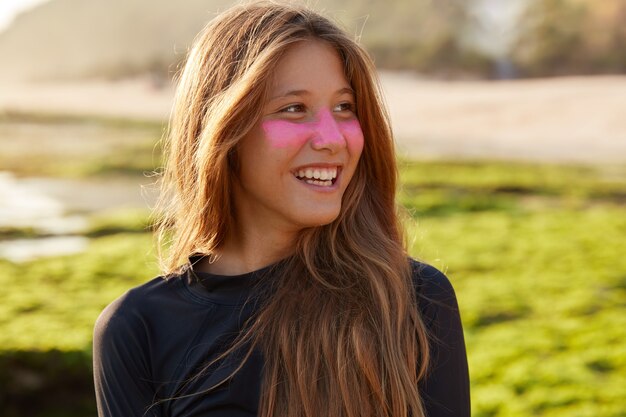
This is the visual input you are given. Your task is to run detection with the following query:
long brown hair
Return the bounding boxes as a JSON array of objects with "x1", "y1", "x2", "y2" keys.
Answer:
[{"x1": 152, "y1": 2, "x2": 431, "y2": 416}]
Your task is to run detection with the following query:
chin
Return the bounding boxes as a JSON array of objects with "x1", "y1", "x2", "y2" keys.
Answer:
[{"x1": 296, "y1": 209, "x2": 340, "y2": 229}]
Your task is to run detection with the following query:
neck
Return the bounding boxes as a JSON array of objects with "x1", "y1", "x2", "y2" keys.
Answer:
[{"x1": 196, "y1": 221, "x2": 297, "y2": 276}]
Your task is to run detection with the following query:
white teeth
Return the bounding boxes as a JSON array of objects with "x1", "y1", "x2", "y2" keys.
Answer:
[
  {"x1": 295, "y1": 167, "x2": 338, "y2": 181},
  {"x1": 294, "y1": 167, "x2": 339, "y2": 188}
]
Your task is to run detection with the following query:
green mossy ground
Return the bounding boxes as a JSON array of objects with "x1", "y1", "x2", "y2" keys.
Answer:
[{"x1": 1, "y1": 116, "x2": 624, "y2": 416}]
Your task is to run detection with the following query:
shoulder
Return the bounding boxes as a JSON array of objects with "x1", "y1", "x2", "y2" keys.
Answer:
[
  {"x1": 92, "y1": 277, "x2": 181, "y2": 415},
  {"x1": 408, "y1": 258, "x2": 461, "y2": 326},
  {"x1": 409, "y1": 259, "x2": 471, "y2": 415},
  {"x1": 93, "y1": 275, "x2": 173, "y2": 344},
  {"x1": 409, "y1": 257, "x2": 457, "y2": 302}
]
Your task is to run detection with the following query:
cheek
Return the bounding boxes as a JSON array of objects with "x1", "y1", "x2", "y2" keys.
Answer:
[
  {"x1": 261, "y1": 120, "x2": 312, "y2": 148},
  {"x1": 339, "y1": 119, "x2": 365, "y2": 155}
]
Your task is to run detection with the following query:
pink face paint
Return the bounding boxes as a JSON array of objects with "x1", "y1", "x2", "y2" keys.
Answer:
[
  {"x1": 334, "y1": 118, "x2": 364, "y2": 153},
  {"x1": 262, "y1": 119, "x2": 313, "y2": 148},
  {"x1": 261, "y1": 107, "x2": 364, "y2": 152},
  {"x1": 312, "y1": 108, "x2": 344, "y2": 146}
]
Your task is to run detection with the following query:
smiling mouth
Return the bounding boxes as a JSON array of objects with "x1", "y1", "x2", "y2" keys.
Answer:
[{"x1": 293, "y1": 166, "x2": 339, "y2": 187}]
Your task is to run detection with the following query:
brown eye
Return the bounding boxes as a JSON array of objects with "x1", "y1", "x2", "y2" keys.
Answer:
[
  {"x1": 333, "y1": 102, "x2": 354, "y2": 113},
  {"x1": 333, "y1": 102, "x2": 355, "y2": 115},
  {"x1": 281, "y1": 104, "x2": 306, "y2": 113}
]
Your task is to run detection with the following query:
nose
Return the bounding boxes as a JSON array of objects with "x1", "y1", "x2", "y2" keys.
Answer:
[{"x1": 310, "y1": 108, "x2": 346, "y2": 153}]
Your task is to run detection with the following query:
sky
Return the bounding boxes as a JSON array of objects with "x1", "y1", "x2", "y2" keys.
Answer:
[{"x1": 0, "y1": 0, "x2": 50, "y2": 32}]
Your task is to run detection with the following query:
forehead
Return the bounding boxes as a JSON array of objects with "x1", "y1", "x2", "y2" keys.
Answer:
[{"x1": 267, "y1": 40, "x2": 350, "y2": 96}]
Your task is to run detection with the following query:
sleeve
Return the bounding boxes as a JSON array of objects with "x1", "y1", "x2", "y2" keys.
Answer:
[
  {"x1": 413, "y1": 262, "x2": 471, "y2": 417},
  {"x1": 93, "y1": 293, "x2": 161, "y2": 417}
]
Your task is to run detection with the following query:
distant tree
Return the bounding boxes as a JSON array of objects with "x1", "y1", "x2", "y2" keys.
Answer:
[
  {"x1": 513, "y1": 0, "x2": 626, "y2": 76},
  {"x1": 355, "y1": 0, "x2": 491, "y2": 77}
]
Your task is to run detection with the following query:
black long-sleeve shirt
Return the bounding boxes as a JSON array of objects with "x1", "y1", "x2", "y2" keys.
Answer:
[{"x1": 93, "y1": 257, "x2": 470, "y2": 416}]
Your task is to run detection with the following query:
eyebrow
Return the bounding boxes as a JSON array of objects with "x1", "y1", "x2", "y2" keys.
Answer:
[{"x1": 269, "y1": 87, "x2": 355, "y2": 102}]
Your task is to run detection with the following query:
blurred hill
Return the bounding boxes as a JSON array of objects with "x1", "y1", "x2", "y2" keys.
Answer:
[
  {"x1": 0, "y1": 0, "x2": 232, "y2": 82},
  {"x1": 0, "y1": 0, "x2": 624, "y2": 82},
  {"x1": 0, "y1": 0, "x2": 487, "y2": 82}
]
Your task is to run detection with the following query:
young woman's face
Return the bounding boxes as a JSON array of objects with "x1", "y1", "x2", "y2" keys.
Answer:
[{"x1": 234, "y1": 40, "x2": 364, "y2": 233}]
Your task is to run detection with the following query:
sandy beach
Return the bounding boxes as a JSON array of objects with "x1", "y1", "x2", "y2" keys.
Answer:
[{"x1": 1, "y1": 72, "x2": 625, "y2": 165}]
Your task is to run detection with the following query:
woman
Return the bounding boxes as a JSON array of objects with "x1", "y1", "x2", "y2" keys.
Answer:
[{"x1": 92, "y1": 2, "x2": 470, "y2": 417}]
